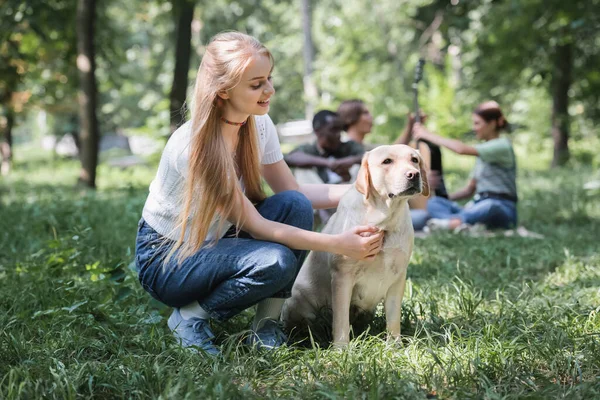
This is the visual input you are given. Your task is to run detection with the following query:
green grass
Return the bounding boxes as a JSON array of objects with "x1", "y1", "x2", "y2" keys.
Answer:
[{"x1": 1, "y1": 143, "x2": 599, "y2": 399}]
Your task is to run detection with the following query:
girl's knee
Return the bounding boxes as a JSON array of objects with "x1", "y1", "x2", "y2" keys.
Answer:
[
  {"x1": 259, "y1": 245, "x2": 298, "y2": 285},
  {"x1": 278, "y1": 190, "x2": 314, "y2": 229},
  {"x1": 280, "y1": 190, "x2": 312, "y2": 209}
]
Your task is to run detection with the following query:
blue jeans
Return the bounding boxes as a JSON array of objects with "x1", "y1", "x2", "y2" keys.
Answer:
[
  {"x1": 410, "y1": 209, "x2": 430, "y2": 231},
  {"x1": 135, "y1": 190, "x2": 314, "y2": 321},
  {"x1": 427, "y1": 196, "x2": 517, "y2": 229}
]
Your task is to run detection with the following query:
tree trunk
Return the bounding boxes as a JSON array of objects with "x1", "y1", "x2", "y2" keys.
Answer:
[
  {"x1": 550, "y1": 43, "x2": 572, "y2": 168},
  {"x1": 0, "y1": 107, "x2": 14, "y2": 176},
  {"x1": 169, "y1": 0, "x2": 194, "y2": 135},
  {"x1": 301, "y1": 0, "x2": 317, "y2": 121},
  {"x1": 76, "y1": 0, "x2": 99, "y2": 188}
]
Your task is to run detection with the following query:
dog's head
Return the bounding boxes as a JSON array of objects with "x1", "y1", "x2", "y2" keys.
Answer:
[{"x1": 355, "y1": 144, "x2": 430, "y2": 201}]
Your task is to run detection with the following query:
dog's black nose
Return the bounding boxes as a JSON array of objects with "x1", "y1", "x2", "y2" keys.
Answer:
[
  {"x1": 406, "y1": 170, "x2": 420, "y2": 181},
  {"x1": 388, "y1": 193, "x2": 395, "y2": 199}
]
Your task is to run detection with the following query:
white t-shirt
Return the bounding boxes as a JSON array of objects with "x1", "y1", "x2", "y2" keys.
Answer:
[{"x1": 142, "y1": 114, "x2": 283, "y2": 241}]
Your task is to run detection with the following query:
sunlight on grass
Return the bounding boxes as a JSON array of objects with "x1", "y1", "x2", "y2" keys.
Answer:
[{"x1": 1, "y1": 143, "x2": 599, "y2": 398}]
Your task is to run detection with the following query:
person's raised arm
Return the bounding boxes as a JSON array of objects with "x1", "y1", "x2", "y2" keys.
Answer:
[
  {"x1": 413, "y1": 123, "x2": 478, "y2": 156},
  {"x1": 448, "y1": 178, "x2": 477, "y2": 201},
  {"x1": 395, "y1": 113, "x2": 416, "y2": 145},
  {"x1": 394, "y1": 112, "x2": 428, "y2": 145},
  {"x1": 227, "y1": 191, "x2": 383, "y2": 260}
]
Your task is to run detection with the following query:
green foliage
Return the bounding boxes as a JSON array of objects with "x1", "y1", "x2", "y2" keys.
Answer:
[
  {"x1": 1, "y1": 144, "x2": 599, "y2": 398},
  {"x1": 198, "y1": 0, "x2": 306, "y2": 123},
  {"x1": 420, "y1": 59, "x2": 472, "y2": 139},
  {"x1": 455, "y1": 0, "x2": 600, "y2": 121},
  {"x1": 0, "y1": 0, "x2": 77, "y2": 110},
  {"x1": 312, "y1": 0, "x2": 429, "y2": 142},
  {"x1": 2, "y1": 0, "x2": 599, "y2": 158}
]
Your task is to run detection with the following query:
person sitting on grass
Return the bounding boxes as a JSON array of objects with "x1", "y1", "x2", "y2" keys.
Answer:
[
  {"x1": 284, "y1": 110, "x2": 365, "y2": 224},
  {"x1": 135, "y1": 32, "x2": 384, "y2": 356},
  {"x1": 413, "y1": 101, "x2": 518, "y2": 231},
  {"x1": 284, "y1": 110, "x2": 365, "y2": 185}
]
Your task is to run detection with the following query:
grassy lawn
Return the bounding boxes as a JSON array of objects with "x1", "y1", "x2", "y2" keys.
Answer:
[{"x1": 1, "y1": 143, "x2": 599, "y2": 399}]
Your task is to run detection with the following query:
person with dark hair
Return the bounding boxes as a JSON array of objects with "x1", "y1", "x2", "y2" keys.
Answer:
[
  {"x1": 413, "y1": 101, "x2": 518, "y2": 231},
  {"x1": 284, "y1": 110, "x2": 365, "y2": 185},
  {"x1": 337, "y1": 99, "x2": 374, "y2": 148}
]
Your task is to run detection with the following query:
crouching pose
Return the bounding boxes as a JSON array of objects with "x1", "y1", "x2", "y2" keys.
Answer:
[
  {"x1": 135, "y1": 32, "x2": 384, "y2": 356},
  {"x1": 282, "y1": 145, "x2": 429, "y2": 347}
]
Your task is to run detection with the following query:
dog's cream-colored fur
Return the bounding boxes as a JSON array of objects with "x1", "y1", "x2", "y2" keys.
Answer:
[{"x1": 282, "y1": 145, "x2": 429, "y2": 346}]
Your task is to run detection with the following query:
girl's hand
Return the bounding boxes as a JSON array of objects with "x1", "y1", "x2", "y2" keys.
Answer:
[{"x1": 334, "y1": 226, "x2": 384, "y2": 260}]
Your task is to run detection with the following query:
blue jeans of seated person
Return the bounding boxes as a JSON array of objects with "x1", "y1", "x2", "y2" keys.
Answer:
[
  {"x1": 135, "y1": 190, "x2": 314, "y2": 322},
  {"x1": 410, "y1": 209, "x2": 430, "y2": 231},
  {"x1": 427, "y1": 196, "x2": 517, "y2": 229}
]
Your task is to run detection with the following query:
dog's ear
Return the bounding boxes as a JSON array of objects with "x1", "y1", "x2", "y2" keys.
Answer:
[
  {"x1": 355, "y1": 152, "x2": 371, "y2": 199},
  {"x1": 417, "y1": 151, "x2": 430, "y2": 198}
]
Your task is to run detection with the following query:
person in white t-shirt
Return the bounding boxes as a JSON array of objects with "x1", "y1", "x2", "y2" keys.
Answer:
[{"x1": 135, "y1": 32, "x2": 384, "y2": 355}]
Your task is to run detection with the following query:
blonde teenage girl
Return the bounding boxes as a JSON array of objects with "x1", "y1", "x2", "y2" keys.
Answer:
[{"x1": 135, "y1": 32, "x2": 383, "y2": 355}]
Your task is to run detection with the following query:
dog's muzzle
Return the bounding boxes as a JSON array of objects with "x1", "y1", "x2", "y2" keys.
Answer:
[{"x1": 389, "y1": 179, "x2": 422, "y2": 198}]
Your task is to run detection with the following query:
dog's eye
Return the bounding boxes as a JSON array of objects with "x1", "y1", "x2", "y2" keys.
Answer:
[
  {"x1": 382, "y1": 158, "x2": 393, "y2": 165},
  {"x1": 411, "y1": 157, "x2": 419, "y2": 163}
]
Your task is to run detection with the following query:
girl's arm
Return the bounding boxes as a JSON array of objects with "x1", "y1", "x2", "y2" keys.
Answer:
[
  {"x1": 394, "y1": 118, "x2": 414, "y2": 145},
  {"x1": 449, "y1": 178, "x2": 477, "y2": 201},
  {"x1": 262, "y1": 159, "x2": 351, "y2": 209},
  {"x1": 413, "y1": 123, "x2": 479, "y2": 156},
  {"x1": 227, "y1": 192, "x2": 383, "y2": 260}
]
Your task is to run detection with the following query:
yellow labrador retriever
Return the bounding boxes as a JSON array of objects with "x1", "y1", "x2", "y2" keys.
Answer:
[{"x1": 282, "y1": 144, "x2": 429, "y2": 346}]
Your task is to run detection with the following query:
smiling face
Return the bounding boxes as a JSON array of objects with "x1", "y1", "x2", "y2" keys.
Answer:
[
  {"x1": 355, "y1": 145, "x2": 429, "y2": 201},
  {"x1": 220, "y1": 54, "x2": 275, "y2": 121}
]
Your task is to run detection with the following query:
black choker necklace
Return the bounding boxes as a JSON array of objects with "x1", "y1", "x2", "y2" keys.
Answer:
[{"x1": 221, "y1": 116, "x2": 247, "y2": 126}]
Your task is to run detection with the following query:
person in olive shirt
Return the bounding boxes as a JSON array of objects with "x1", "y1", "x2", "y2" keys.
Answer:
[
  {"x1": 413, "y1": 101, "x2": 518, "y2": 230},
  {"x1": 285, "y1": 110, "x2": 365, "y2": 184}
]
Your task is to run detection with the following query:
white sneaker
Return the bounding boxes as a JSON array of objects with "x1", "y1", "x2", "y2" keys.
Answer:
[{"x1": 426, "y1": 218, "x2": 451, "y2": 231}]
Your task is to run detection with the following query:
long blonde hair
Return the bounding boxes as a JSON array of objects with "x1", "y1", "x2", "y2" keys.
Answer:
[{"x1": 169, "y1": 32, "x2": 272, "y2": 264}]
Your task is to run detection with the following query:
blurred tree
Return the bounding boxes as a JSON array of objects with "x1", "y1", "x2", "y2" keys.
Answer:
[
  {"x1": 435, "y1": 0, "x2": 600, "y2": 167},
  {"x1": 0, "y1": 51, "x2": 17, "y2": 174},
  {"x1": 198, "y1": 0, "x2": 306, "y2": 123},
  {"x1": 76, "y1": 0, "x2": 99, "y2": 188},
  {"x1": 0, "y1": 106, "x2": 14, "y2": 175},
  {"x1": 1, "y1": 0, "x2": 598, "y2": 171},
  {"x1": 301, "y1": 0, "x2": 317, "y2": 120},
  {"x1": 313, "y1": 0, "x2": 435, "y2": 142},
  {"x1": 169, "y1": 0, "x2": 195, "y2": 134},
  {"x1": 0, "y1": 0, "x2": 78, "y2": 170},
  {"x1": 95, "y1": 2, "x2": 174, "y2": 135}
]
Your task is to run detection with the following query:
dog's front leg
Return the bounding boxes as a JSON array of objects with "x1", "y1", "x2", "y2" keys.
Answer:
[
  {"x1": 384, "y1": 268, "x2": 407, "y2": 342},
  {"x1": 331, "y1": 270, "x2": 354, "y2": 347}
]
